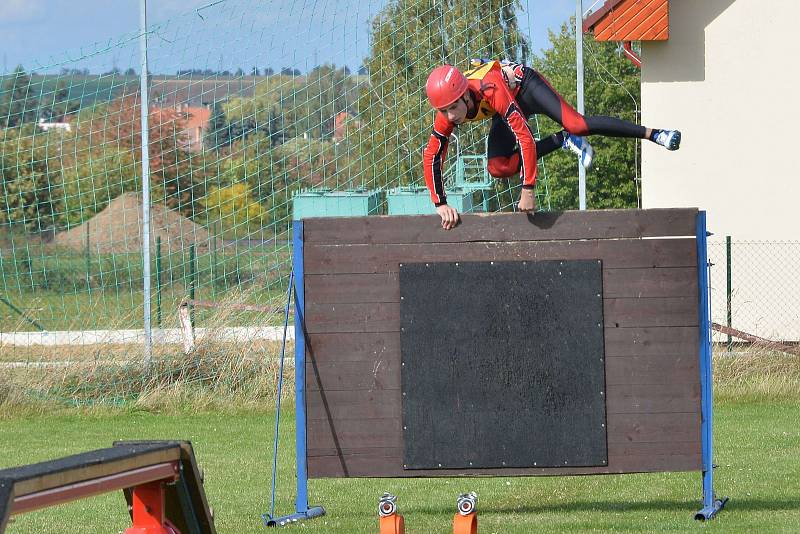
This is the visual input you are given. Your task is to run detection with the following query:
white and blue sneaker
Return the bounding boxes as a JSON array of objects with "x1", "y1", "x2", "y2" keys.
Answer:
[
  {"x1": 562, "y1": 133, "x2": 594, "y2": 170},
  {"x1": 654, "y1": 129, "x2": 681, "y2": 151}
]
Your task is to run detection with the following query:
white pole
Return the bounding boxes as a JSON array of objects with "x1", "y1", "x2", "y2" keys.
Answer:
[
  {"x1": 139, "y1": 0, "x2": 153, "y2": 365},
  {"x1": 576, "y1": 0, "x2": 586, "y2": 210}
]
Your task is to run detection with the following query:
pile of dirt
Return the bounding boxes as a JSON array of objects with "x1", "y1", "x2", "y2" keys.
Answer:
[{"x1": 55, "y1": 193, "x2": 211, "y2": 254}]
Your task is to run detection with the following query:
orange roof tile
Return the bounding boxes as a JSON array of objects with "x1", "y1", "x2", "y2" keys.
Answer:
[
  {"x1": 184, "y1": 106, "x2": 211, "y2": 129},
  {"x1": 583, "y1": 0, "x2": 668, "y2": 41}
]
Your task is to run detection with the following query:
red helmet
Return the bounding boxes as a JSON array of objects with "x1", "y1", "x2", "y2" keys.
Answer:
[{"x1": 426, "y1": 65, "x2": 468, "y2": 109}]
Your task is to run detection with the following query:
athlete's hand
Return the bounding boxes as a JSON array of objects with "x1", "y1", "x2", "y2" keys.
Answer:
[
  {"x1": 436, "y1": 204, "x2": 461, "y2": 230},
  {"x1": 517, "y1": 188, "x2": 536, "y2": 212}
]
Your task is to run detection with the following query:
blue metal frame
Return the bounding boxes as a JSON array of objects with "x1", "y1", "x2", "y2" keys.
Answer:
[
  {"x1": 263, "y1": 220, "x2": 325, "y2": 527},
  {"x1": 694, "y1": 211, "x2": 728, "y2": 520}
]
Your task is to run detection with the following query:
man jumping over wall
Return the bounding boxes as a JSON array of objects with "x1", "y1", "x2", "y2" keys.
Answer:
[{"x1": 423, "y1": 59, "x2": 681, "y2": 229}]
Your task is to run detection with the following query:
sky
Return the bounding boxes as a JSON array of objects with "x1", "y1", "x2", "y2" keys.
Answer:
[{"x1": 0, "y1": 0, "x2": 589, "y2": 76}]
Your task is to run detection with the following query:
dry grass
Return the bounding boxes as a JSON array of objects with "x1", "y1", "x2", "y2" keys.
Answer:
[
  {"x1": 4, "y1": 312, "x2": 800, "y2": 415},
  {"x1": 713, "y1": 343, "x2": 800, "y2": 402},
  {"x1": 0, "y1": 287, "x2": 295, "y2": 413}
]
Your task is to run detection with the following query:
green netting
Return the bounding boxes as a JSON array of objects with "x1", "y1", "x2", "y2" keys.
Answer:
[{"x1": 0, "y1": 0, "x2": 642, "y2": 406}]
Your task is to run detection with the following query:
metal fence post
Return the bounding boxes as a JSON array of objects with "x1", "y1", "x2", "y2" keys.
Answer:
[
  {"x1": 212, "y1": 220, "x2": 218, "y2": 298},
  {"x1": 189, "y1": 244, "x2": 196, "y2": 335},
  {"x1": 138, "y1": 0, "x2": 153, "y2": 366},
  {"x1": 726, "y1": 236, "x2": 732, "y2": 352},
  {"x1": 156, "y1": 236, "x2": 162, "y2": 328},
  {"x1": 85, "y1": 220, "x2": 91, "y2": 291}
]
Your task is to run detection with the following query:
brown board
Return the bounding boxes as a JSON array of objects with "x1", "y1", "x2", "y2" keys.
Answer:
[{"x1": 302, "y1": 209, "x2": 702, "y2": 478}]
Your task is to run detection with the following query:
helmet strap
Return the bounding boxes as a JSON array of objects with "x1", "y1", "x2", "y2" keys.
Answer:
[{"x1": 462, "y1": 92, "x2": 476, "y2": 117}]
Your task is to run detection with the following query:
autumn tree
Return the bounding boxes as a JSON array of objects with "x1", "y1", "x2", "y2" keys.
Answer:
[{"x1": 80, "y1": 96, "x2": 206, "y2": 216}]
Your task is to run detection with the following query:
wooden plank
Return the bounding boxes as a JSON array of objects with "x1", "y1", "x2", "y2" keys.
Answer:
[
  {"x1": 305, "y1": 383, "x2": 698, "y2": 418},
  {"x1": 305, "y1": 273, "x2": 399, "y2": 303},
  {"x1": 602, "y1": 267, "x2": 697, "y2": 299},
  {"x1": 308, "y1": 454, "x2": 701, "y2": 477},
  {"x1": 305, "y1": 332, "x2": 700, "y2": 411},
  {"x1": 307, "y1": 417, "x2": 401, "y2": 450},
  {"x1": 306, "y1": 361, "x2": 400, "y2": 391},
  {"x1": 306, "y1": 390, "x2": 401, "y2": 420},
  {"x1": 606, "y1": 383, "x2": 701, "y2": 413},
  {"x1": 303, "y1": 296, "x2": 696, "y2": 334},
  {"x1": 608, "y1": 412, "x2": 700, "y2": 444},
  {"x1": 304, "y1": 302, "x2": 400, "y2": 334},
  {"x1": 6, "y1": 447, "x2": 182, "y2": 498},
  {"x1": 306, "y1": 412, "x2": 700, "y2": 452},
  {"x1": 641, "y1": 14, "x2": 669, "y2": 40},
  {"x1": 307, "y1": 440, "x2": 701, "y2": 462},
  {"x1": 633, "y1": 4, "x2": 668, "y2": 40},
  {"x1": 302, "y1": 209, "x2": 698, "y2": 245},
  {"x1": 603, "y1": 297, "x2": 697, "y2": 328},
  {"x1": 307, "y1": 441, "x2": 701, "y2": 478},
  {"x1": 306, "y1": 355, "x2": 699, "y2": 399},
  {"x1": 605, "y1": 355, "x2": 698, "y2": 386},
  {"x1": 595, "y1": 0, "x2": 642, "y2": 38},
  {"x1": 302, "y1": 267, "x2": 697, "y2": 305},
  {"x1": 304, "y1": 238, "x2": 697, "y2": 275},
  {"x1": 306, "y1": 333, "x2": 400, "y2": 363},
  {"x1": 305, "y1": 334, "x2": 700, "y2": 392},
  {"x1": 604, "y1": 327, "x2": 698, "y2": 357},
  {"x1": 598, "y1": 0, "x2": 666, "y2": 41}
]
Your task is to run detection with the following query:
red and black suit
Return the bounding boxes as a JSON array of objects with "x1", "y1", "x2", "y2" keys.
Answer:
[{"x1": 422, "y1": 60, "x2": 646, "y2": 206}]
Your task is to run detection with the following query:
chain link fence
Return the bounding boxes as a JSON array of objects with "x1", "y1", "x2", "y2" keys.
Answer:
[
  {"x1": 3, "y1": 0, "x2": 791, "y2": 408},
  {"x1": 708, "y1": 239, "x2": 800, "y2": 346},
  {"x1": 0, "y1": 0, "x2": 548, "y2": 406}
]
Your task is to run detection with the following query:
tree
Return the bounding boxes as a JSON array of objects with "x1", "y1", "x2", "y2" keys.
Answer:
[
  {"x1": 80, "y1": 96, "x2": 206, "y2": 216},
  {"x1": 202, "y1": 182, "x2": 268, "y2": 235},
  {"x1": 0, "y1": 127, "x2": 63, "y2": 231},
  {"x1": 204, "y1": 102, "x2": 232, "y2": 150},
  {"x1": 532, "y1": 21, "x2": 641, "y2": 209},
  {"x1": 0, "y1": 65, "x2": 39, "y2": 127},
  {"x1": 290, "y1": 64, "x2": 359, "y2": 139},
  {"x1": 350, "y1": 0, "x2": 530, "y2": 190},
  {"x1": 39, "y1": 80, "x2": 80, "y2": 122}
]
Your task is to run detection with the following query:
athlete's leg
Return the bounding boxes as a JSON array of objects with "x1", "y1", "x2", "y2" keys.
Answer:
[
  {"x1": 486, "y1": 115, "x2": 570, "y2": 178},
  {"x1": 516, "y1": 68, "x2": 679, "y2": 149}
]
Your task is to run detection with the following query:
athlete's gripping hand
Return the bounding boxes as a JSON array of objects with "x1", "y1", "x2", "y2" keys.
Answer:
[
  {"x1": 517, "y1": 188, "x2": 536, "y2": 213},
  {"x1": 436, "y1": 204, "x2": 461, "y2": 230}
]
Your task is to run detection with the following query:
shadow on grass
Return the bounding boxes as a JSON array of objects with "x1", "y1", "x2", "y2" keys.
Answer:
[{"x1": 405, "y1": 497, "x2": 800, "y2": 515}]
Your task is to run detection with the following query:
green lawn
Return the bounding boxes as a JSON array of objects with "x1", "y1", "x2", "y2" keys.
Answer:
[
  {"x1": 1, "y1": 400, "x2": 798, "y2": 533},
  {"x1": 0, "y1": 243, "x2": 290, "y2": 331},
  {"x1": 0, "y1": 286, "x2": 286, "y2": 332}
]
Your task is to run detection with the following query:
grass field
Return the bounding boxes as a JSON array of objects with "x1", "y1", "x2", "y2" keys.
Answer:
[
  {"x1": 0, "y1": 286, "x2": 286, "y2": 332},
  {"x1": 0, "y1": 232, "x2": 290, "y2": 331},
  {"x1": 1, "y1": 399, "x2": 798, "y2": 533}
]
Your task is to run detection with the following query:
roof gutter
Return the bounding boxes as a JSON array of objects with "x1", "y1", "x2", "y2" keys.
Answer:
[{"x1": 622, "y1": 41, "x2": 642, "y2": 68}]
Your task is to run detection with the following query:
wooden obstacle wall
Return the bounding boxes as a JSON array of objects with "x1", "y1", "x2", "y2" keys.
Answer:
[{"x1": 301, "y1": 209, "x2": 702, "y2": 478}]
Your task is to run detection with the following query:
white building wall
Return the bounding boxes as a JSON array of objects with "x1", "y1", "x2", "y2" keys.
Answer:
[{"x1": 639, "y1": 0, "x2": 800, "y2": 340}]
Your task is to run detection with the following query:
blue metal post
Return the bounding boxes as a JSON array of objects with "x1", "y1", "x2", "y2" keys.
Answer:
[
  {"x1": 293, "y1": 220, "x2": 310, "y2": 514},
  {"x1": 264, "y1": 220, "x2": 325, "y2": 527},
  {"x1": 694, "y1": 211, "x2": 728, "y2": 520}
]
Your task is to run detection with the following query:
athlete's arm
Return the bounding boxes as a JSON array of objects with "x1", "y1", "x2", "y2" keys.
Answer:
[
  {"x1": 422, "y1": 112, "x2": 454, "y2": 206},
  {"x1": 482, "y1": 70, "x2": 538, "y2": 189}
]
